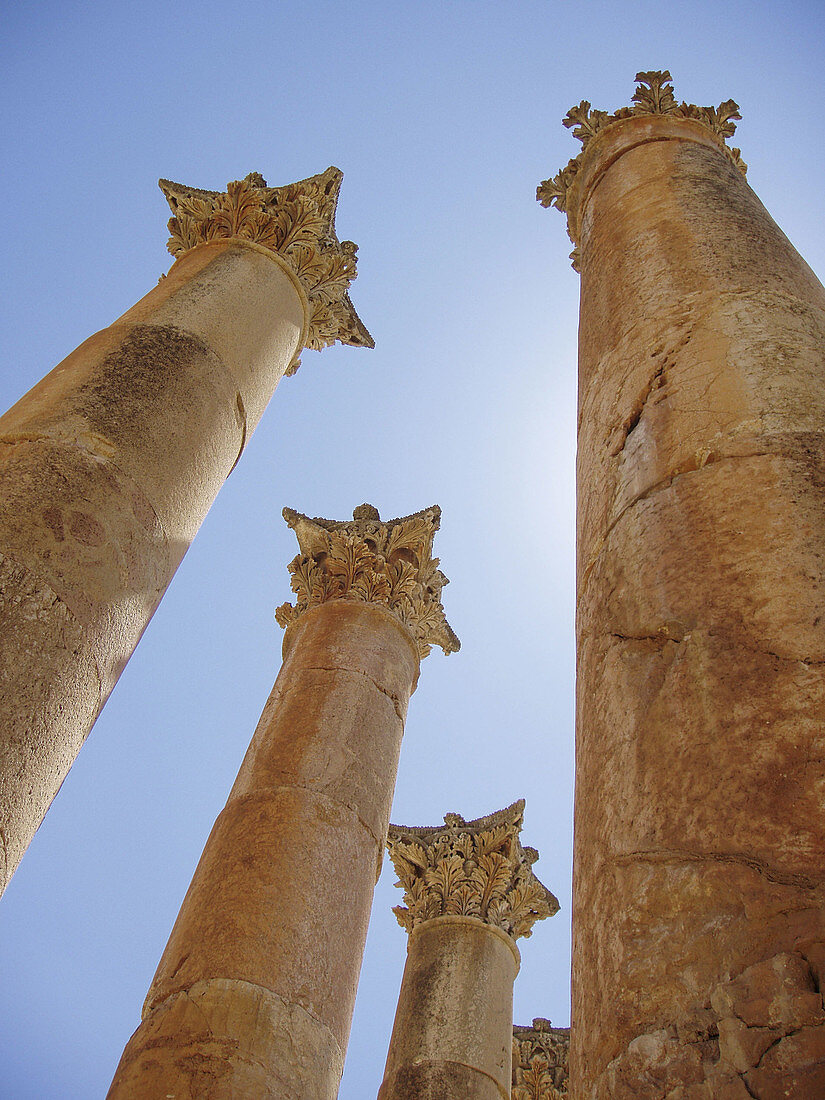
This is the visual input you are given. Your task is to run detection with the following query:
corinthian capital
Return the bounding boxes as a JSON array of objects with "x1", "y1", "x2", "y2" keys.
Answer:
[
  {"x1": 274, "y1": 503, "x2": 460, "y2": 659},
  {"x1": 512, "y1": 1020, "x2": 570, "y2": 1100},
  {"x1": 537, "y1": 70, "x2": 747, "y2": 262},
  {"x1": 386, "y1": 800, "x2": 558, "y2": 942},
  {"x1": 159, "y1": 168, "x2": 373, "y2": 356}
]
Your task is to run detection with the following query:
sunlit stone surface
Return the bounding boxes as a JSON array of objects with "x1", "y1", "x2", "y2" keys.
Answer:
[
  {"x1": 107, "y1": 505, "x2": 456, "y2": 1099},
  {"x1": 0, "y1": 168, "x2": 372, "y2": 897},
  {"x1": 540, "y1": 71, "x2": 825, "y2": 1097}
]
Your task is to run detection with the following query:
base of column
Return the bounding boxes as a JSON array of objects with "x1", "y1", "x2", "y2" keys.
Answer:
[{"x1": 107, "y1": 978, "x2": 344, "y2": 1100}]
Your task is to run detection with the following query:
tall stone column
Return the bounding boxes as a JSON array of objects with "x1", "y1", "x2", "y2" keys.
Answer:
[
  {"x1": 539, "y1": 71, "x2": 825, "y2": 1097},
  {"x1": 512, "y1": 1019, "x2": 569, "y2": 1099},
  {"x1": 0, "y1": 168, "x2": 373, "y2": 895},
  {"x1": 378, "y1": 801, "x2": 558, "y2": 1099},
  {"x1": 107, "y1": 503, "x2": 459, "y2": 1099}
]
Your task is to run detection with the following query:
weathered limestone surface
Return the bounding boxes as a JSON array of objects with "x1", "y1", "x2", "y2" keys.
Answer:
[
  {"x1": 380, "y1": 918, "x2": 519, "y2": 1100},
  {"x1": 0, "y1": 169, "x2": 371, "y2": 895},
  {"x1": 109, "y1": 600, "x2": 417, "y2": 1099},
  {"x1": 108, "y1": 506, "x2": 457, "y2": 1099},
  {"x1": 539, "y1": 73, "x2": 825, "y2": 1097},
  {"x1": 378, "y1": 803, "x2": 558, "y2": 1100},
  {"x1": 104, "y1": 979, "x2": 344, "y2": 1100}
]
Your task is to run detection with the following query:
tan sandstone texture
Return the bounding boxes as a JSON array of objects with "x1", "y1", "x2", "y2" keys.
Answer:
[
  {"x1": 107, "y1": 505, "x2": 458, "y2": 1099},
  {"x1": 539, "y1": 71, "x2": 825, "y2": 1097},
  {"x1": 378, "y1": 802, "x2": 558, "y2": 1100},
  {"x1": 0, "y1": 168, "x2": 372, "y2": 895}
]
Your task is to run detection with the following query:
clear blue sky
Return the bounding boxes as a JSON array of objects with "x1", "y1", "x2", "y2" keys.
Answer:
[{"x1": 1, "y1": 2, "x2": 824, "y2": 1096}]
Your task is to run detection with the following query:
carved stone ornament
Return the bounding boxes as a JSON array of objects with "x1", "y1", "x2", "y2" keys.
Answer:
[
  {"x1": 274, "y1": 503, "x2": 460, "y2": 659},
  {"x1": 386, "y1": 800, "x2": 558, "y2": 941},
  {"x1": 159, "y1": 168, "x2": 373, "y2": 361},
  {"x1": 537, "y1": 70, "x2": 747, "y2": 267},
  {"x1": 512, "y1": 1019, "x2": 570, "y2": 1100}
]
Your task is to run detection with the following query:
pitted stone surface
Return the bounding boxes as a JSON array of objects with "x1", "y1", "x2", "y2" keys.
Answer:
[
  {"x1": 541, "y1": 73, "x2": 825, "y2": 1097},
  {"x1": 110, "y1": 596, "x2": 424, "y2": 1099}
]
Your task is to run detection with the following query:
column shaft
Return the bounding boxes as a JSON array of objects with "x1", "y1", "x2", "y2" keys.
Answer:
[
  {"x1": 108, "y1": 600, "x2": 420, "y2": 1099},
  {"x1": 378, "y1": 917, "x2": 518, "y2": 1100},
  {"x1": 557, "y1": 91, "x2": 825, "y2": 1093},
  {"x1": 380, "y1": 801, "x2": 556, "y2": 1100},
  {"x1": 0, "y1": 239, "x2": 305, "y2": 893}
]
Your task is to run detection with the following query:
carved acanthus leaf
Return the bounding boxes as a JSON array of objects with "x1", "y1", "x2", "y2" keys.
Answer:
[
  {"x1": 632, "y1": 70, "x2": 679, "y2": 115},
  {"x1": 562, "y1": 101, "x2": 610, "y2": 150},
  {"x1": 387, "y1": 800, "x2": 558, "y2": 942},
  {"x1": 536, "y1": 158, "x2": 580, "y2": 215},
  {"x1": 512, "y1": 1020, "x2": 570, "y2": 1100},
  {"x1": 159, "y1": 169, "x2": 373, "y2": 357},
  {"x1": 274, "y1": 503, "x2": 459, "y2": 659},
  {"x1": 538, "y1": 70, "x2": 747, "y2": 261}
]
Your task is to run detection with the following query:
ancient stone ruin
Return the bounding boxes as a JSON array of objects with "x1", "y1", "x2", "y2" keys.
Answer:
[{"x1": 1, "y1": 69, "x2": 823, "y2": 1098}]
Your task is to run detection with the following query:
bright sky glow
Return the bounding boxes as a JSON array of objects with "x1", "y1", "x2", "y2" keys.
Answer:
[{"x1": 1, "y1": 1, "x2": 824, "y2": 1095}]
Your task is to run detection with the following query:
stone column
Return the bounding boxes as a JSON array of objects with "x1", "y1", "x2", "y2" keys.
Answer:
[
  {"x1": 512, "y1": 1019, "x2": 570, "y2": 1099},
  {"x1": 378, "y1": 800, "x2": 558, "y2": 1100},
  {"x1": 107, "y1": 503, "x2": 459, "y2": 1100},
  {"x1": 0, "y1": 168, "x2": 373, "y2": 895},
  {"x1": 539, "y1": 71, "x2": 825, "y2": 1097}
]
